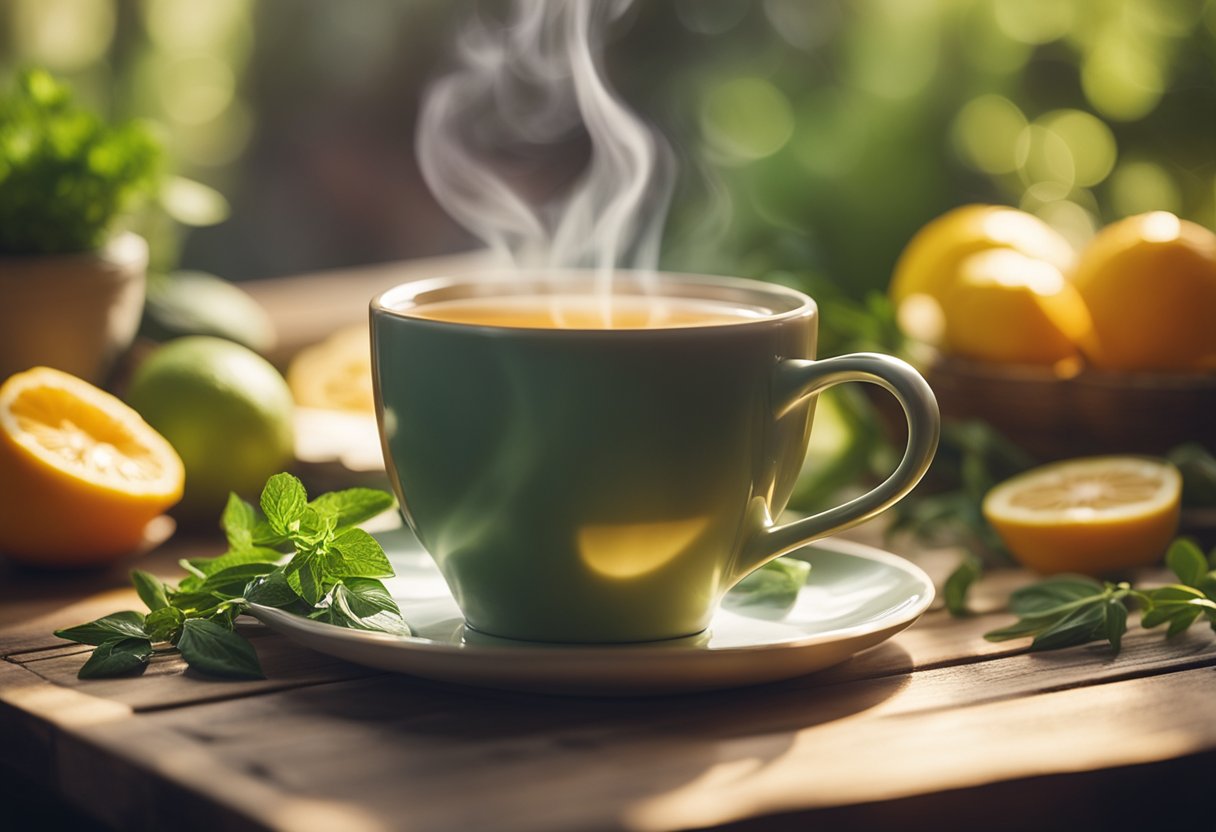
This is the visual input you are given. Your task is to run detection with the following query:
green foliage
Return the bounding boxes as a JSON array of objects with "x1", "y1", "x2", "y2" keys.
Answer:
[
  {"x1": 55, "y1": 474, "x2": 403, "y2": 681},
  {"x1": 0, "y1": 69, "x2": 161, "y2": 255},
  {"x1": 985, "y1": 538, "x2": 1216, "y2": 655}
]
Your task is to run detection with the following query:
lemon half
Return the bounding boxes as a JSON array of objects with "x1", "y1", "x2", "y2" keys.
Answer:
[{"x1": 983, "y1": 456, "x2": 1181, "y2": 576}]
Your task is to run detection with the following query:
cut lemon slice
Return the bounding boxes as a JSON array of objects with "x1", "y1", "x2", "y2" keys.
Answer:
[
  {"x1": 0, "y1": 367, "x2": 184, "y2": 565},
  {"x1": 983, "y1": 456, "x2": 1181, "y2": 576}
]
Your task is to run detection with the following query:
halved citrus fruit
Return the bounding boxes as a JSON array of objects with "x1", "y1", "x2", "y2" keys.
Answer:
[
  {"x1": 0, "y1": 367, "x2": 184, "y2": 565},
  {"x1": 983, "y1": 456, "x2": 1181, "y2": 576}
]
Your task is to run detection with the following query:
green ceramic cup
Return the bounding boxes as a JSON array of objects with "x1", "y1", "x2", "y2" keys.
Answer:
[{"x1": 371, "y1": 272, "x2": 939, "y2": 643}]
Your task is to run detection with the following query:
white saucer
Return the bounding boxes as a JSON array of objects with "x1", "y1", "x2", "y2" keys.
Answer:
[{"x1": 250, "y1": 529, "x2": 933, "y2": 696}]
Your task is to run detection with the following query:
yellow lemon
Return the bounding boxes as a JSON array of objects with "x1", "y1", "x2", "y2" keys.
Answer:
[
  {"x1": 1071, "y1": 212, "x2": 1216, "y2": 371},
  {"x1": 983, "y1": 456, "x2": 1181, "y2": 576},
  {"x1": 288, "y1": 324, "x2": 374, "y2": 413},
  {"x1": 890, "y1": 205, "x2": 1075, "y2": 343},
  {"x1": 0, "y1": 367, "x2": 184, "y2": 566},
  {"x1": 940, "y1": 249, "x2": 1092, "y2": 366}
]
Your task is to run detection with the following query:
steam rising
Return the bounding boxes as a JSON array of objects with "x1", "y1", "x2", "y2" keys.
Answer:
[{"x1": 417, "y1": 0, "x2": 674, "y2": 293}]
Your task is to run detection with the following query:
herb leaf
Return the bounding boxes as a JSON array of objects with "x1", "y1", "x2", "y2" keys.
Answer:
[
  {"x1": 177, "y1": 619, "x2": 263, "y2": 679},
  {"x1": 724, "y1": 557, "x2": 811, "y2": 614},
  {"x1": 325, "y1": 578, "x2": 411, "y2": 635},
  {"x1": 78, "y1": 638, "x2": 153, "y2": 679},
  {"x1": 131, "y1": 570, "x2": 170, "y2": 611},
  {"x1": 260, "y1": 473, "x2": 308, "y2": 535},
  {"x1": 1166, "y1": 539, "x2": 1208, "y2": 587},
  {"x1": 245, "y1": 570, "x2": 300, "y2": 608},
  {"x1": 309, "y1": 488, "x2": 397, "y2": 530},
  {"x1": 943, "y1": 554, "x2": 983, "y2": 617},
  {"x1": 222, "y1": 493, "x2": 257, "y2": 548},
  {"x1": 328, "y1": 528, "x2": 394, "y2": 579},
  {"x1": 56, "y1": 474, "x2": 401, "y2": 681},
  {"x1": 55, "y1": 611, "x2": 147, "y2": 646}
]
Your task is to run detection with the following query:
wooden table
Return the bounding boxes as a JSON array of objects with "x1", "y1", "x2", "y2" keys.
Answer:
[{"x1": 3, "y1": 260, "x2": 1215, "y2": 830}]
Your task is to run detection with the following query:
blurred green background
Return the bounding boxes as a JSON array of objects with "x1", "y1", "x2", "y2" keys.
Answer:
[{"x1": 2, "y1": 0, "x2": 1213, "y2": 296}]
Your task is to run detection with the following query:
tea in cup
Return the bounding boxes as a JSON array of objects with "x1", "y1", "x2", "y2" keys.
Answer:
[{"x1": 371, "y1": 271, "x2": 938, "y2": 643}]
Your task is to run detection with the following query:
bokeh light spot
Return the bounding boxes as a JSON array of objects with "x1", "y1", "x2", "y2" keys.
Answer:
[
  {"x1": 158, "y1": 55, "x2": 236, "y2": 126},
  {"x1": 13, "y1": 0, "x2": 115, "y2": 72},
  {"x1": 1016, "y1": 124, "x2": 1075, "y2": 188},
  {"x1": 992, "y1": 0, "x2": 1075, "y2": 44},
  {"x1": 701, "y1": 77, "x2": 795, "y2": 162},
  {"x1": 1040, "y1": 109, "x2": 1116, "y2": 187},
  {"x1": 1109, "y1": 161, "x2": 1182, "y2": 217},
  {"x1": 952, "y1": 95, "x2": 1026, "y2": 175},
  {"x1": 1082, "y1": 35, "x2": 1164, "y2": 121}
]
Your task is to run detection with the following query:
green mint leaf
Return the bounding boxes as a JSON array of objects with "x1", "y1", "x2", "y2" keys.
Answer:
[
  {"x1": 55, "y1": 611, "x2": 147, "y2": 646},
  {"x1": 182, "y1": 546, "x2": 284, "y2": 578},
  {"x1": 252, "y1": 519, "x2": 287, "y2": 548},
  {"x1": 1166, "y1": 607, "x2": 1202, "y2": 637},
  {"x1": 145, "y1": 606, "x2": 185, "y2": 643},
  {"x1": 245, "y1": 570, "x2": 300, "y2": 608},
  {"x1": 296, "y1": 506, "x2": 336, "y2": 545},
  {"x1": 260, "y1": 473, "x2": 308, "y2": 535},
  {"x1": 984, "y1": 615, "x2": 1053, "y2": 642},
  {"x1": 1166, "y1": 539, "x2": 1207, "y2": 587},
  {"x1": 168, "y1": 589, "x2": 224, "y2": 616},
  {"x1": 130, "y1": 570, "x2": 169, "y2": 611},
  {"x1": 309, "y1": 488, "x2": 396, "y2": 530},
  {"x1": 1104, "y1": 599, "x2": 1128, "y2": 655},
  {"x1": 328, "y1": 528, "x2": 394, "y2": 579},
  {"x1": 943, "y1": 554, "x2": 983, "y2": 617},
  {"x1": 197, "y1": 561, "x2": 280, "y2": 598},
  {"x1": 285, "y1": 551, "x2": 328, "y2": 605},
  {"x1": 723, "y1": 557, "x2": 811, "y2": 614},
  {"x1": 78, "y1": 638, "x2": 153, "y2": 679},
  {"x1": 325, "y1": 578, "x2": 411, "y2": 635},
  {"x1": 221, "y1": 493, "x2": 257, "y2": 548},
  {"x1": 1145, "y1": 585, "x2": 1208, "y2": 604},
  {"x1": 178, "y1": 559, "x2": 207, "y2": 581},
  {"x1": 1009, "y1": 575, "x2": 1104, "y2": 616},
  {"x1": 1028, "y1": 602, "x2": 1107, "y2": 652},
  {"x1": 177, "y1": 619, "x2": 263, "y2": 679}
]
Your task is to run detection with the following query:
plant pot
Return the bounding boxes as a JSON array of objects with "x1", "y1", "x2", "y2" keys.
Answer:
[{"x1": 0, "y1": 232, "x2": 148, "y2": 384}]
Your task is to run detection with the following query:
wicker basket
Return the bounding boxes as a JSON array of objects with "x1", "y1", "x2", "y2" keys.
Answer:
[{"x1": 924, "y1": 357, "x2": 1216, "y2": 461}]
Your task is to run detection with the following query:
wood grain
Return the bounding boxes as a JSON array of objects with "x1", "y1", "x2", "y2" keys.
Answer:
[{"x1": 44, "y1": 656, "x2": 1216, "y2": 832}]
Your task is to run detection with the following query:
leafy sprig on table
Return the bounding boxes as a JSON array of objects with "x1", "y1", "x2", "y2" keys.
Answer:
[
  {"x1": 55, "y1": 474, "x2": 405, "y2": 680},
  {"x1": 984, "y1": 539, "x2": 1216, "y2": 655}
]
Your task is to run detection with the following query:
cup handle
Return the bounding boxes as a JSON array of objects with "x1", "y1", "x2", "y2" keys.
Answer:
[{"x1": 733, "y1": 353, "x2": 940, "y2": 583}]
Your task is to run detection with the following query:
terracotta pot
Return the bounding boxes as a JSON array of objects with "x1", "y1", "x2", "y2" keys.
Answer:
[{"x1": 0, "y1": 233, "x2": 148, "y2": 384}]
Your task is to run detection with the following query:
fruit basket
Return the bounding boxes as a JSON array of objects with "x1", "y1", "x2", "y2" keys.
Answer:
[{"x1": 926, "y1": 357, "x2": 1216, "y2": 462}]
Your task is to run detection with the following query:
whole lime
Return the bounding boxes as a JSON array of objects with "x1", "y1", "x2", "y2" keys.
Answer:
[{"x1": 126, "y1": 336, "x2": 295, "y2": 522}]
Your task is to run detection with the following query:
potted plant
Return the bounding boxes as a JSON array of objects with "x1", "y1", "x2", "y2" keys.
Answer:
[{"x1": 0, "y1": 69, "x2": 161, "y2": 384}]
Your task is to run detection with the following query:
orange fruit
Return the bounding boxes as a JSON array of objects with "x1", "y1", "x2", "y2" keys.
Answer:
[
  {"x1": 1072, "y1": 212, "x2": 1216, "y2": 371},
  {"x1": 983, "y1": 456, "x2": 1181, "y2": 576},
  {"x1": 0, "y1": 367, "x2": 184, "y2": 566},
  {"x1": 940, "y1": 249, "x2": 1091, "y2": 366},
  {"x1": 890, "y1": 204, "x2": 1075, "y2": 342}
]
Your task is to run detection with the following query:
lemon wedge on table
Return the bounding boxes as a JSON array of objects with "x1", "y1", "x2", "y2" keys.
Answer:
[
  {"x1": 0, "y1": 367, "x2": 184, "y2": 566},
  {"x1": 983, "y1": 456, "x2": 1181, "y2": 576}
]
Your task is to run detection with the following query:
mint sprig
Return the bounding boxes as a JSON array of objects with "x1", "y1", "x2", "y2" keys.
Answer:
[
  {"x1": 984, "y1": 538, "x2": 1216, "y2": 655},
  {"x1": 55, "y1": 473, "x2": 401, "y2": 680}
]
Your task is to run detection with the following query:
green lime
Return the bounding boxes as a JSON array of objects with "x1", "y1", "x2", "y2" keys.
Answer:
[
  {"x1": 126, "y1": 336, "x2": 295, "y2": 522},
  {"x1": 141, "y1": 271, "x2": 276, "y2": 353}
]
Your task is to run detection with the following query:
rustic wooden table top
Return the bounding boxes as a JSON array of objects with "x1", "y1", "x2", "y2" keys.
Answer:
[{"x1": 3, "y1": 259, "x2": 1214, "y2": 830}]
